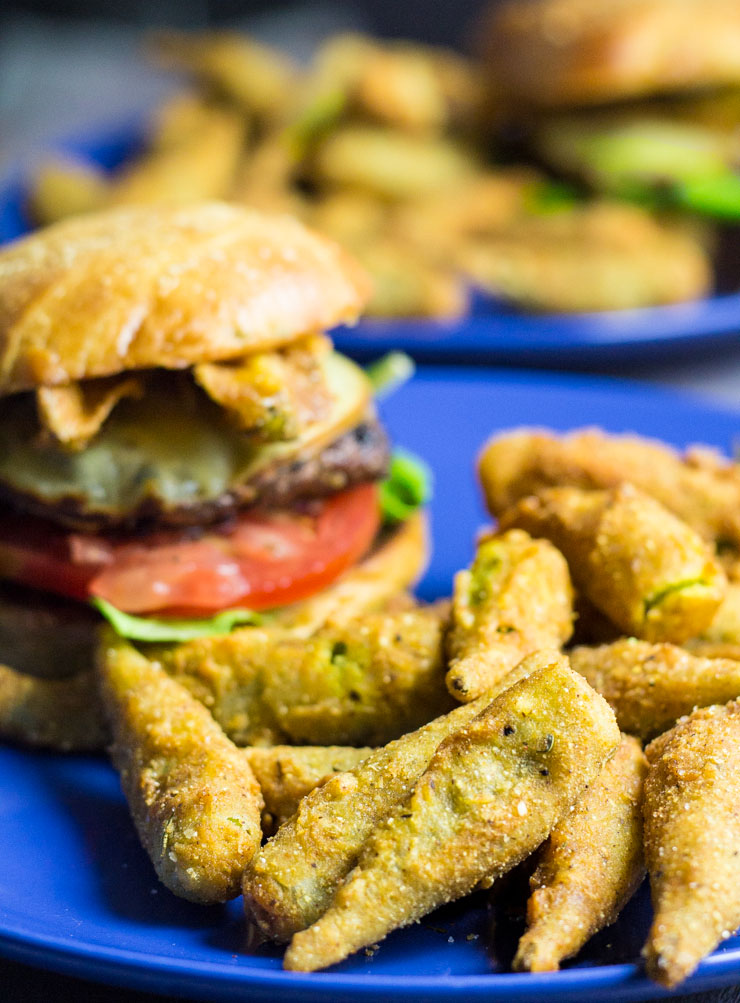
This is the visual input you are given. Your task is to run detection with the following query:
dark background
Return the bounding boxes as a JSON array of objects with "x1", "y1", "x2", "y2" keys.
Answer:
[{"x1": 1, "y1": 0, "x2": 489, "y2": 48}]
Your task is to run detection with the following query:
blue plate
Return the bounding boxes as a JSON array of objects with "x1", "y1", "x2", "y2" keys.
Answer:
[
  {"x1": 2, "y1": 367, "x2": 740, "y2": 1002},
  {"x1": 2, "y1": 124, "x2": 740, "y2": 368}
]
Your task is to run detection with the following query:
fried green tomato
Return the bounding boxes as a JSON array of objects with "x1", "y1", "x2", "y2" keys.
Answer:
[
  {"x1": 446, "y1": 528, "x2": 573, "y2": 702},
  {"x1": 0, "y1": 664, "x2": 107, "y2": 751},
  {"x1": 283, "y1": 652, "x2": 619, "y2": 972},
  {"x1": 157, "y1": 605, "x2": 453, "y2": 747},
  {"x1": 458, "y1": 201, "x2": 711, "y2": 313},
  {"x1": 243, "y1": 744, "x2": 373, "y2": 834},
  {"x1": 571, "y1": 638, "x2": 740, "y2": 741},
  {"x1": 478, "y1": 427, "x2": 740, "y2": 549},
  {"x1": 514, "y1": 734, "x2": 646, "y2": 973},
  {"x1": 644, "y1": 702, "x2": 740, "y2": 989},
  {"x1": 500, "y1": 483, "x2": 726, "y2": 643},
  {"x1": 98, "y1": 633, "x2": 263, "y2": 904}
]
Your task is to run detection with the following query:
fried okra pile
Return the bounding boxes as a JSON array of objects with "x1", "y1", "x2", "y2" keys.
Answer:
[{"x1": 8, "y1": 424, "x2": 740, "y2": 988}]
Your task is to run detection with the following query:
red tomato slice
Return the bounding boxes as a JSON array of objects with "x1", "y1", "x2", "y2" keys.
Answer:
[{"x1": 0, "y1": 484, "x2": 380, "y2": 615}]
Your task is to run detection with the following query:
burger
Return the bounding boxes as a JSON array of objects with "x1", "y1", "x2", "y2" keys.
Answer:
[{"x1": 0, "y1": 202, "x2": 427, "y2": 684}]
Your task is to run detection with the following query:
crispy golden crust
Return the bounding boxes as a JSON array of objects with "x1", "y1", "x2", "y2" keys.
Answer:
[
  {"x1": 0, "y1": 665, "x2": 107, "y2": 752},
  {"x1": 644, "y1": 702, "x2": 740, "y2": 988},
  {"x1": 98, "y1": 634, "x2": 263, "y2": 904},
  {"x1": 283, "y1": 653, "x2": 619, "y2": 972},
  {"x1": 0, "y1": 202, "x2": 370, "y2": 395},
  {"x1": 514, "y1": 734, "x2": 647, "y2": 972},
  {"x1": 243, "y1": 745, "x2": 373, "y2": 834},
  {"x1": 500, "y1": 484, "x2": 726, "y2": 643},
  {"x1": 571, "y1": 638, "x2": 740, "y2": 741},
  {"x1": 479, "y1": 427, "x2": 740, "y2": 548},
  {"x1": 484, "y1": 0, "x2": 740, "y2": 107},
  {"x1": 445, "y1": 528, "x2": 573, "y2": 702}
]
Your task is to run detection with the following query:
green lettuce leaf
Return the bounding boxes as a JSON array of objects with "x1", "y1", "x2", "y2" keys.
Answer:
[
  {"x1": 92, "y1": 597, "x2": 262, "y2": 642},
  {"x1": 366, "y1": 352, "x2": 415, "y2": 400},
  {"x1": 380, "y1": 448, "x2": 432, "y2": 524}
]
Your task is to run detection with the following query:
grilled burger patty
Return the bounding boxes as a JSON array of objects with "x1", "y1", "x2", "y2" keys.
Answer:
[{"x1": 0, "y1": 417, "x2": 389, "y2": 533}]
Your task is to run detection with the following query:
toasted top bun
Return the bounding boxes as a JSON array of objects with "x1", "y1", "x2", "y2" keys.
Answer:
[
  {"x1": 483, "y1": 0, "x2": 740, "y2": 107},
  {"x1": 0, "y1": 202, "x2": 370, "y2": 396}
]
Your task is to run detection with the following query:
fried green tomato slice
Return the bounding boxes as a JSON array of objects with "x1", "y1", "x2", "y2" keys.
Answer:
[
  {"x1": 243, "y1": 744, "x2": 373, "y2": 834},
  {"x1": 242, "y1": 652, "x2": 545, "y2": 943},
  {"x1": 157, "y1": 605, "x2": 453, "y2": 747},
  {"x1": 644, "y1": 702, "x2": 740, "y2": 989},
  {"x1": 478, "y1": 427, "x2": 740, "y2": 550},
  {"x1": 0, "y1": 664, "x2": 106, "y2": 751},
  {"x1": 283, "y1": 652, "x2": 619, "y2": 972},
  {"x1": 445, "y1": 528, "x2": 573, "y2": 702},
  {"x1": 499, "y1": 483, "x2": 726, "y2": 643},
  {"x1": 513, "y1": 734, "x2": 647, "y2": 973},
  {"x1": 98, "y1": 633, "x2": 263, "y2": 904},
  {"x1": 570, "y1": 638, "x2": 740, "y2": 741}
]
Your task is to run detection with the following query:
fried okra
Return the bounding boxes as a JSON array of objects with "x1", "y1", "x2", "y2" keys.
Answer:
[
  {"x1": 284, "y1": 652, "x2": 619, "y2": 972},
  {"x1": 159, "y1": 605, "x2": 453, "y2": 747},
  {"x1": 243, "y1": 744, "x2": 373, "y2": 834},
  {"x1": 98, "y1": 634, "x2": 263, "y2": 904},
  {"x1": 570, "y1": 638, "x2": 740, "y2": 741},
  {"x1": 514, "y1": 734, "x2": 646, "y2": 972},
  {"x1": 644, "y1": 702, "x2": 740, "y2": 988},
  {"x1": 479, "y1": 427, "x2": 740, "y2": 549},
  {"x1": 446, "y1": 529, "x2": 573, "y2": 701},
  {"x1": 243, "y1": 680, "x2": 503, "y2": 942},
  {"x1": 499, "y1": 483, "x2": 726, "y2": 643}
]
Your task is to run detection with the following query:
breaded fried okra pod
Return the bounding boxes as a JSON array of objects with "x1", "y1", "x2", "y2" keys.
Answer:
[
  {"x1": 98, "y1": 634, "x2": 263, "y2": 904},
  {"x1": 571, "y1": 639, "x2": 740, "y2": 741},
  {"x1": 243, "y1": 745, "x2": 373, "y2": 834},
  {"x1": 159, "y1": 605, "x2": 453, "y2": 747},
  {"x1": 284, "y1": 652, "x2": 620, "y2": 972},
  {"x1": 499, "y1": 484, "x2": 726, "y2": 643},
  {"x1": 244, "y1": 651, "x2": 546, "y2": 942},
  {"x1": 643, "y1": 702, "x2": 740, "y2": 988},
  {"x1": 479, "y1": 427, "x2": 740, "y2": 549},
  {"x1": 514, "y1": 734, "x2": 647, "y2": 973},
  {"x1": 445, "y1": 528, "x2": 573, "y2": 702}
]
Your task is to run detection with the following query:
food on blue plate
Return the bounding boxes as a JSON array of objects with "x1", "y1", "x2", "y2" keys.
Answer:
[
  {"x1": 243, "y1": 676, "x2": 506, "y2": 942},
  {"x1": 98, "y1": 632, "x2": 263, "y2": 904},
  {"x1": 479, "y1": 427, "x2": 740, "y2": 549},
  {"x1": 457, "y1": 200, "x2": 712, "y2": 312},
  {"x1": 26, "y1": 22, "x2": 720, "y2": 318},
  {"x1": 283, "y1": 652, "x2": 619, "y2": 972},
  {"x1": 498, "y1": 484, "x2": 726, "y2": 643},
  {"x1": 151, "y1": 601, "x2": 453, "y2": 747},
  {"x1": 514, "y1": 733, "x2": 646, "y2": 972},
  {"x1": 445, "y1": 528, "x2": 573, "y2": 701},
  {"x1": 242, "y1": 744, "x2": 374, "y2": 835},
  {"x1": 570, "y1": 638, "x2": 740, "y2": 741},
  {"x1": 643, "y1": 701, "x2": 740, "y2": 988}
]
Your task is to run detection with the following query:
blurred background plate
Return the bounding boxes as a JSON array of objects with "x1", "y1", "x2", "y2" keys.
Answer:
[
  {"x1": 3, "y1": 367, "x2": 740, "y2": 1003},
  {"x1": 3, "y1": 123, "x2": 740, "y2": 369}
]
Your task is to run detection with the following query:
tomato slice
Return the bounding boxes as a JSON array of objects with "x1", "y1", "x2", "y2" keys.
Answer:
[{"x1": 0, "y1": 484, "x2": 380, "y2": 615}]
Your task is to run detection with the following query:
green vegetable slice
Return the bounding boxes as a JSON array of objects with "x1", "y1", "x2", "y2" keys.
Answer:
[
  {"x1": 92, "y1": 597, "x2": 262, "y2": 642},
  {"x1": 366, "y1": 352, "x2": 415, "y2": 400},
  {"x1": 380, "y1": 448, "x2": 432, "y2": 524},
  {"x1": 675, "y1": 173, "x2": 740, "y2": 221}
]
